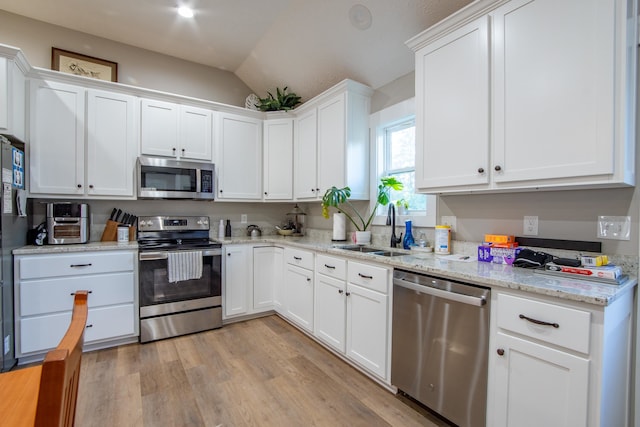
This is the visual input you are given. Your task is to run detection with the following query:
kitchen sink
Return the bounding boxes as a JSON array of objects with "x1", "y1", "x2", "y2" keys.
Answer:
[
  {"x1": 338, "y1": 245, "x2": 408, "y2": 257},
  {"x1": 339, "y1": 245, "x2": 384, "y2": 253},
  {"x1": 374, "y1": 251, "x2": 407, "y2": 257}
]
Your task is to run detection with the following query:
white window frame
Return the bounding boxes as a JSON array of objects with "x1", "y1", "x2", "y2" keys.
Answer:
[{"x1": 369, "y1": 98, "x2": 436, "y2": 227}]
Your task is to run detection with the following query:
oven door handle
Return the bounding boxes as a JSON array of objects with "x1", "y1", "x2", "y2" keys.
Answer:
[{"x1": 139, "y1": 249, "x2": 222, "y2": 261}]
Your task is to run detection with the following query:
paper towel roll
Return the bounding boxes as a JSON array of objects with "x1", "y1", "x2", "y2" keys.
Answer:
[{"x1": 332, "y1": 213, "x2": 346, "y2": 241}]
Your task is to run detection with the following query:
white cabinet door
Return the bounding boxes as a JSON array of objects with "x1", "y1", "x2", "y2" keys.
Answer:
[
  {"x1": 29, "y1": 80, "x2": 85, "y2": 195},
  {"x1": 415, "y1": 16, "x2": 490, "y2": 190},
  {"x1": 263, "y1": 118, "x2": 293, "y2": 200},
  {"x1": 492, "y1": 331, "x2": 589, "y2": 427},
  {"x1": 271, "y1": 247, "x2": 286, "y2": 313},
  {"x1": 285, "y1": 264, "x2": 314, "y2": 332},
  {"x1": 0, "y1": 58, "x2": 26, "y2": 140},
  {"x1": 86, "y1": 89, "x2": 137, "y2": 197},
  {"x1": 293, "y1": 108, "x2": 318, "y2": 199},
  {"x1": 317, "y1": 93, "x2": 346, "y2": 195},
  {"x1": 224, "y1": 245, "x2": 251, "y2": 318},
  {"x1": 253, "y1": 246, "x2": 280, "y2": 311},
  {"x1": 491, "y1": 0, "x2": 616, "y2": 184},
  {"x1": 217, "y1": 113, "x2": 262, "y2": 199},
  {"x1": 314, "y1": 273, "x2": 346, "y2": 353},
  {"x1": 140, "y1": 98, "x2": 180, "y2": 158},
  {"x1": 346, "y1": 282, "x2": 388, "y2": 379},
  {"x1": 180, "y1": 105, "x2": 213, "y2": 161}
]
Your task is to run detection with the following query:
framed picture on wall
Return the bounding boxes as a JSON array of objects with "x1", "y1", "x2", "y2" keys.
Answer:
[{"x1": 51, "y1": 47, "x2": 118, "y2": 82}]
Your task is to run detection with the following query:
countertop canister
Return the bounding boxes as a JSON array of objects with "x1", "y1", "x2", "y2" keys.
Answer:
[{"x1": 435, "y1": 225, "x2": 451, "y2": 254}]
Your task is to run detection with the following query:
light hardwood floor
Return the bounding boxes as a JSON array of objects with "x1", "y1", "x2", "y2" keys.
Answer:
[{"x1": 75, "y1": 315, "x2": 450, "y2": 426}]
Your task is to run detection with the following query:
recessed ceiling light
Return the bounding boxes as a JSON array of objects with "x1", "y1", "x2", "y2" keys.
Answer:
[
  {"x1": 178, "y1": 6, "x2": 194, "y2": 18},
  {"x1": 349, "y1": 4, "x2": 372, "y2": 30}
]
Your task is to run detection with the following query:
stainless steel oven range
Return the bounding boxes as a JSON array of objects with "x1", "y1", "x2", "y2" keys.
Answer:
[{"x1": 137, "y1": 215, "x2": 222, "y2": 343}]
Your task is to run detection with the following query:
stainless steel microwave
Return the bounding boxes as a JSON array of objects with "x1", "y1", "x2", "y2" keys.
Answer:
[{"x1": 137, "y1": 156, "x2": 215, "y2": 200}]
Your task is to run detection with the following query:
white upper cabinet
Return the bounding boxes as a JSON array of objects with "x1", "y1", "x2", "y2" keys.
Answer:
[
  {"x1": 293, "y1": 80, "x2": 373, "y2": 201},
  {"x1": 408, "y1": 0, "x2": 637, "y2": 193},
  {"x1": 294, "y1": 108, "x2": 319, "y2": 199},
  {"x1": 30, "y1": 80, "x2": 137, "y2": 198},
  {"x1": 140, "y1": 98, "x2": 213, "y2": 161},
  {"x1": 86, "y1": 89, "x2": 137, "y2": 197},
  {"x1": 217, "y1": 112, "x2": 262, "y2": 200},
  {"x1": 0, "y1": 52, "x2": 27, "y2": 141},
  {"x1": 263, "y1": 117, "x2": 293, "y2": 200},
  {"x1": 30, "y1": 80, "x2": 85, "y2": 196}
]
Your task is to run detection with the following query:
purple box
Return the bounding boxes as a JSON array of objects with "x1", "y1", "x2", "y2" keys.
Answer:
[
  {"x1": 477, "y1": 245, "x2": 493, "y2": 262},
  {"x1": 490, "y1": 247, "x2": 521, "y2": 265}
]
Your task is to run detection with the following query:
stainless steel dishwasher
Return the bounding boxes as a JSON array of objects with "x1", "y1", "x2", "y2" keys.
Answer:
[{"x1": 392, "y1": 269, "x2": 490, "y2": 427}]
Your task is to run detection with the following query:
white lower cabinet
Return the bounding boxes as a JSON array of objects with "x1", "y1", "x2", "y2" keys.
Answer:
[
  {"x1": 488, "y1": 290, "x2": 634, "y2": 427},
  {"x1": 253, "y1": 246, "x2": 283, "y2": 311},
  {"x1": 314, "y1": 254, "x2": 347, "y2": 353},
  {"x1": 223, "y1": 244, "x2": 252, "y2": 318},
  {"x1": 14, "y1": 250, "x2": 138, "y2": 360},
  {"x1": 314, "y1": 256, "x2": 390, "y2": 381},
  {"x1": 283, "y1": 248, "x2": 315, "y2": 332}
]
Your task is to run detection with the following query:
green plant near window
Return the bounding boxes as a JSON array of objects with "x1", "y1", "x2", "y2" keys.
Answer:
[
  {"x1": 255, "y1": 87, "x2": 302, "y2": 111},
  {"x1": 321, "y1": 176, "x2": 404, "y2": 231},
  {"x1": 395, "y1": 198, "x2": 409, "y2": 209}
]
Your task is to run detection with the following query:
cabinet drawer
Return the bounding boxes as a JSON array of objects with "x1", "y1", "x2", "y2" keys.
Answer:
[
  {"x1": 19, "y1": 304, "x2": 136, "y2": 355},
  {"x1": 285, "y1": 247, "x2": 314, "y2": 270},
  {"x1": 19, "y1": 251, "x2": 135, "y2": 280},
  {"x1": 316, "y1": 254, "x2": 346, "y2": 280},
  {"x1": 497, "y1": 293, "x2": 591, "y2": 354},
  {"x1": 347, "y1": 261, "x2": 388, "y2": 294},
  {"x1": 19, "y1": 272, "x2": 135, "y2": 316}
]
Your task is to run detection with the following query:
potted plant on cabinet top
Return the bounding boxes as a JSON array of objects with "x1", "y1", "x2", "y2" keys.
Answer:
[
  {"x1": 321, "y1": 176, "x2": 403, "y2": 244},
  {"x1": 255, "y1": 87, "x2": 302, "y2": 111}
]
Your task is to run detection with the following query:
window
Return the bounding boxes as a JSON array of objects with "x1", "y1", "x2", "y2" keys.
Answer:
[{"x1": 370, "y1": 98, "x2": 436, "y2": 227}]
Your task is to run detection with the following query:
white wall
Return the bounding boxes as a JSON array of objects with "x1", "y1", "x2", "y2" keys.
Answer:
[{"x1": 0, "y1": 10, "x2": 253, "y2": 106}]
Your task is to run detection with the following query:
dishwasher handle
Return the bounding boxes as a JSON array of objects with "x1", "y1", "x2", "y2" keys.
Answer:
[{"x1": 393, "y1": 277, "x2": 487, "y2": 307}]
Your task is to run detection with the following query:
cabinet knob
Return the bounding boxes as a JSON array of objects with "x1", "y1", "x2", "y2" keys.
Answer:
[
  {"x1": 264, "y1": 192, "x2": 268, "y2": 195},
  {"x1": 494, "y1": 165, "x2": 502, "y2": 171},
  {"x1": 181, "y1": 148, "x2": 185, "y2": 153},
  {"x1": 345, "y1": 291, "x2": 351, "y2": 296},
  {"x1": 227, "y1": 253, "x2": 231, "y2": 256},
  {"x1": 172, "y1": 147, "x2": 176, "y2": 152},
  {"x1": 316, "y1": 188, "x2": 320, "y2": 192},
  {"x1": 306, "y1": 277, "x2": 311, "y2": 282},
  {"x1": 338, "y1": 289, "x2": 344, "y2": 294},
  {"x1": 311, "y1": 188, "x2": 315, "y2": 193},
  {"x1": 497, "y1": 348, "x2": 505, "y2": 356},
  {"x1": 77, "y1": 184, "x2": 82, "y2": 188},
  {"x1": 219, "y1": 189, "x2": 223, "y2": 193},
  {"x1": 477, "y1": 167, "x2": 485, "y2": 174},
  {"x1": 89, "y1": 184, "x2": 94, "y2": 189}
]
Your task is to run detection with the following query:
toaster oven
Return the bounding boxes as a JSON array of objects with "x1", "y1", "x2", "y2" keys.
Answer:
[{"x1": 46, "y1": 202, "x2": 89, "y2": 245}]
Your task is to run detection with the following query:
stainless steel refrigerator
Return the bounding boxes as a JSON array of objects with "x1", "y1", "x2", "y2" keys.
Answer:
[{"x1": 0, "y1": 135, "x2": 26, "y2": 372}]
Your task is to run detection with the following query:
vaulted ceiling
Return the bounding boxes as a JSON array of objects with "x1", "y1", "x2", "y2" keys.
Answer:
[{"x1": 0, "y1": 0, "x2": 473, "y2": 100}]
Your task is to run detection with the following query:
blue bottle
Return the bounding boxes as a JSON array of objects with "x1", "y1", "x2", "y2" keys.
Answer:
[{"x1": 403, "y1": 220, "x2": 415, "y2": 249}]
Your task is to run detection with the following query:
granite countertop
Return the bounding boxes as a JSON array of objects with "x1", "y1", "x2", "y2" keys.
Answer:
[
  {"x1": 219, "y1": 236, "x2": 637, "y2": 307},
  {"x1": 14, "y1": 236, "x2": 636, "y2": 307},
  {"x1": 13, "y1": 241, "x2": 138, "y2": 255}
]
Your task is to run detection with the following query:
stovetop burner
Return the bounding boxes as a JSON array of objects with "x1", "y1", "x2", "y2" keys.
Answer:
[{"x1": 137, "y1": 215, "x2": 221, "y2": 251}]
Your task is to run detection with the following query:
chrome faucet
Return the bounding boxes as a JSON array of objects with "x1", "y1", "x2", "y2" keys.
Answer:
[{"x1": 387, "y1": 204, "x2": 403, "y2": 248}]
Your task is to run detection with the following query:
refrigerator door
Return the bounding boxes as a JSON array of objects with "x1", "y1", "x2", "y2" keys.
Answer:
[{"x1": 0, "y1": 140, "x2": 27, "y2": 371}]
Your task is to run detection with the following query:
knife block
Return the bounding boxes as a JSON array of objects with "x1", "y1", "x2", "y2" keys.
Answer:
[{"x1": 101, "y1": 220, "x2": 135, "y2": 242}]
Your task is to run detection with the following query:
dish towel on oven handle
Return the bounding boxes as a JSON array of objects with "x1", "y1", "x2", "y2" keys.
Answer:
[{"x1": 168, "y1": 251, "x2": 203, "y2": 283}]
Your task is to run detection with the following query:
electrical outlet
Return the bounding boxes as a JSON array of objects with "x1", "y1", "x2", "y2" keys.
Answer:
[
  {"x1": 523, "y1": 216, "x2": 538, "y2": 236},
  {"x1": 241, "y1": 214, "x2": 247, "y2": 224},
  {"x1": 597, "y1": 216, "x2": 631, "y2": 240},
  {"x1": 4, "y1": 335, "x2": 9, "y2": 355},
  {"x1": 441, "y1": 216, "x2": 456, "y2": 232}
]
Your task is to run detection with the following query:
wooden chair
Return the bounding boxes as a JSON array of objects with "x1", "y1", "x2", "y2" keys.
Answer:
[{"x1": 0, "y1": 290, "x2": 89, "y2": 427}]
